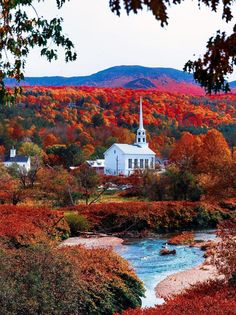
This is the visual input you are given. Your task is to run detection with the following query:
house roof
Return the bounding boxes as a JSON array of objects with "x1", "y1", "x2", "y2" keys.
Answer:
[
  {"x1": 87, "y1": 159, "x2": 105, "y2": 168},
  {"x1": 105, "y1": 143, "x2": 156, "y2": 155},
  {"x1": 4, "y1": 155, "x2": 29, "y2": 163}
]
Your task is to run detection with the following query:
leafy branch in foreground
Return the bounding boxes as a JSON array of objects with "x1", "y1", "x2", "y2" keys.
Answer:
[
  {"x1": 0, "y1": 0, "x2": 76, "y2": 103},
  {"x1": 110, "y1": 0, "x2": 236, "y2": 93},
  {"x1": 184, "y1": 29, "x2": 236, "y2": 94}
]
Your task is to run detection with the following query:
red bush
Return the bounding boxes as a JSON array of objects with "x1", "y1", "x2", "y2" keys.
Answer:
[
  {"x1": 117, "y1": 280, "x2": 236, "y2": 315},
  {"x1": 0, "y1": 205, "x2": 70, "y2": 247},
  {"x1": 65, "y1": 201, "x2": 229, "y2": 234}
]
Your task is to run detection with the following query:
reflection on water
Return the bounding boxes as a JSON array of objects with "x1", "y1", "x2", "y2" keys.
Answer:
[{"x1": 116, "y1": 230, "x2": 215, "y2": 307}]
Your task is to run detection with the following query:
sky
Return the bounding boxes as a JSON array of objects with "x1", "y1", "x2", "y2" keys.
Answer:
[{"x1": 25, "y1": 0, "x2": 236, "y2": 80}]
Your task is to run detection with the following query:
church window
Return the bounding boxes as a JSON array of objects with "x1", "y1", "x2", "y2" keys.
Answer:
[
  {"x1": 138, "y1": 138, "x2": 141, "y2": 142},
  {"x1": 134, "y1": 159, "x2": 138, "y2": 168},
  {"x1": 143, "y1": 138, "x2": 145, "y2": 142},
  {"x1": 140, "y1": 159, "x2": 144, "y2": 168},
  {"x1": 142, "y1": 132, "x2": 145, "y2": 135},
  {"x1": 128, "y1": 159, "x2": 132, "y2": 168},
  {"x1": 150, "y1": 157, "x2": 154, "y2": 168},
  {"x1": 145, "y1": 159, "x2": 149, "y2": 168},
  {"x1": 138, "y1": 132, "x2": 141, "y2": 135}
]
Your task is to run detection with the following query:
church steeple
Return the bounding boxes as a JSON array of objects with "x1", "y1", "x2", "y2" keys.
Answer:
[
  {"x1": 134, "y1": 97, "x2": 148, "y2": 147},
  {"x1": 139, "y1": 97, "x2": 144, "y2": 129}
]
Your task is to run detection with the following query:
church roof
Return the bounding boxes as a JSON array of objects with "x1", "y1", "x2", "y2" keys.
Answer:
[
  {"x1": 4, "y1": 155, "x2": 29, "y2": 163},
  {"x1": 106, "y1": 143, "x2": 155, "y2": 155}
]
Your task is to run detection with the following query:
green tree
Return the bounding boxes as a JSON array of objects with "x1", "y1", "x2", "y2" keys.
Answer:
[
  {"x1": 90, "y1": 145, "x2": 107, "y2": 159},
  {"x1": 73, "y1": 164, "x2": 107, "y2": 205},
  {"x1": 46, "y1": 144, "x2": 85, "y2": 169},
  {"x1": 166, "y1": 165, "x2": 203, "y2": 201},
  {"x1": 92, "y1": 113, "x2": 105, "y2": 127},
  {"x1": 19, "y1": 141, "x2": 43, "y2": 160}
]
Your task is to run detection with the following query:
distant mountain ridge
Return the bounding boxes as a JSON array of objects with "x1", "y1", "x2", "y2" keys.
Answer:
[{"x1": 4, "y1": 65, "x2": 218, "y2": 94}]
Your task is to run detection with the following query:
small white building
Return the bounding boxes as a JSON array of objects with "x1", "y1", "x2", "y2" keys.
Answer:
[
  {"x1": 104, "y1": 98, "x2": 156, "y2": 176},
  {"x1": 3, "y1": 148, "x2": 31, "y2": 172},
  {"x1": 86, "y1": 159, "x2": 105, "y2": 174}
]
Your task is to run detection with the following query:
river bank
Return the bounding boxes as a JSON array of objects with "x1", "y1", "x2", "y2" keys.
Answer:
[
  {"x1": 156, "y1": 260, "x2": 219, "y2": 299},
  {"x1": 59, "y1": 235, "x2": 124, "y2": 248}
]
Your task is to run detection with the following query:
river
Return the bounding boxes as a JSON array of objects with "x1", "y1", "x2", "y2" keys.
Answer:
[{"x1": 116, "y1": 230, "x2": 215, "y2": 307}]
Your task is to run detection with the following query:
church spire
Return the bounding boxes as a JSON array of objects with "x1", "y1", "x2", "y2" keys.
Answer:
[
  {"x1": 139, "y1": 97, "x2": 144, "y2": 130},
  {"x1": 134, "y1": 97, "x2": 148, "y2": 147}
]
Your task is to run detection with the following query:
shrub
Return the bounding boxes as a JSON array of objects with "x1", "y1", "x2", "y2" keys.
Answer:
[
  {"x1": 0, "y1": 206, "x2": 70, "y2": 248},
  {"x1": 64, "y1": 212, "x2": 90, "y2": 236},
  {"x1": 219, "y1": 199, "x2": 236, "y2": 211},
  {"x1": 168, "y1": 232, "x2": 195, "y2": 245},
  {"x1": 66, "y1": 201, "x2": 231, "y2": 234},
  {"x1": 0, "y1": 246, "x2": 145, "y2": 315}
]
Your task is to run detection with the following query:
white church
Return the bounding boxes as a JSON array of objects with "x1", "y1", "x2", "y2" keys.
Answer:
[{"x1": 104, "y1": 98, "x2": 156, "y2": 176}]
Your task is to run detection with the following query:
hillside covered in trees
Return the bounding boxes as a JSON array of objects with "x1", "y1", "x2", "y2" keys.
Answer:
[{"x1": 1, "y1": 86, "x2": 236, "y2": 163}]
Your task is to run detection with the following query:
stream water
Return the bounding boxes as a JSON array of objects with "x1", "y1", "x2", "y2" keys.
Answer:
[{"x1": 116, "y1": 230, "x2": 216, "y2": 307}]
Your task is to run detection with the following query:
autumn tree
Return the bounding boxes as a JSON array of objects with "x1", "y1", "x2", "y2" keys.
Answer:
[
  {"x1": 199, "y1": 129, "x2": 232, "y2": 175},
  {"x1": 0, "y1": 165, "x2": 26, "y2": 205},
  {"x1": 73, "y1": 164, "x2": 104, "y2": 205},
  {"x1": 170, "y1": 129, "x2": 234, "y2": 199},
  {"x1": 92, "y1": 113, "x2": 105, "y2": 127},
  {"x1": 169, "y1": 132, "x2": 202, "y2": 173},
  {"x1": 38, "y1": 166, "x2": 77, "y2": 206},
  {"x1": 198, "y1": 129, "x2": 233, "y2": 198}
]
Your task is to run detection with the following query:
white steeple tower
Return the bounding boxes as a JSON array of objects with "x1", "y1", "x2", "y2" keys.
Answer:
[{"x1": 134, "y1": 97, "x2": 148, "y2": 147}]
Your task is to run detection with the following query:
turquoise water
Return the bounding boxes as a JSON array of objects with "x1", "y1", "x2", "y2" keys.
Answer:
[{"x1": 116, "y1": 231, "x2": 215, "y2": 307}]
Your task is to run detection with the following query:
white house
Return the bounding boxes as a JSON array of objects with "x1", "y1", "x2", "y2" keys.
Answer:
[
  {"x1": 104, "y1": 98, "x2": 156, "y2": 176},
  {"x1": 3, "y1": 147, "x2": 31, "y2": 172}
]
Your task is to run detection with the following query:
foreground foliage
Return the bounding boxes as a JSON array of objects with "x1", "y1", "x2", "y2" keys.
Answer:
[
  {"x1": 118, "y1": 280, "x2": 236, "y2": 315},
  {"x1": 0, "y1": 246, "x2": 144, "y2": 315},
  {"x1": 214, "y1": 218, "x2": 236, "y2": 282}
]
